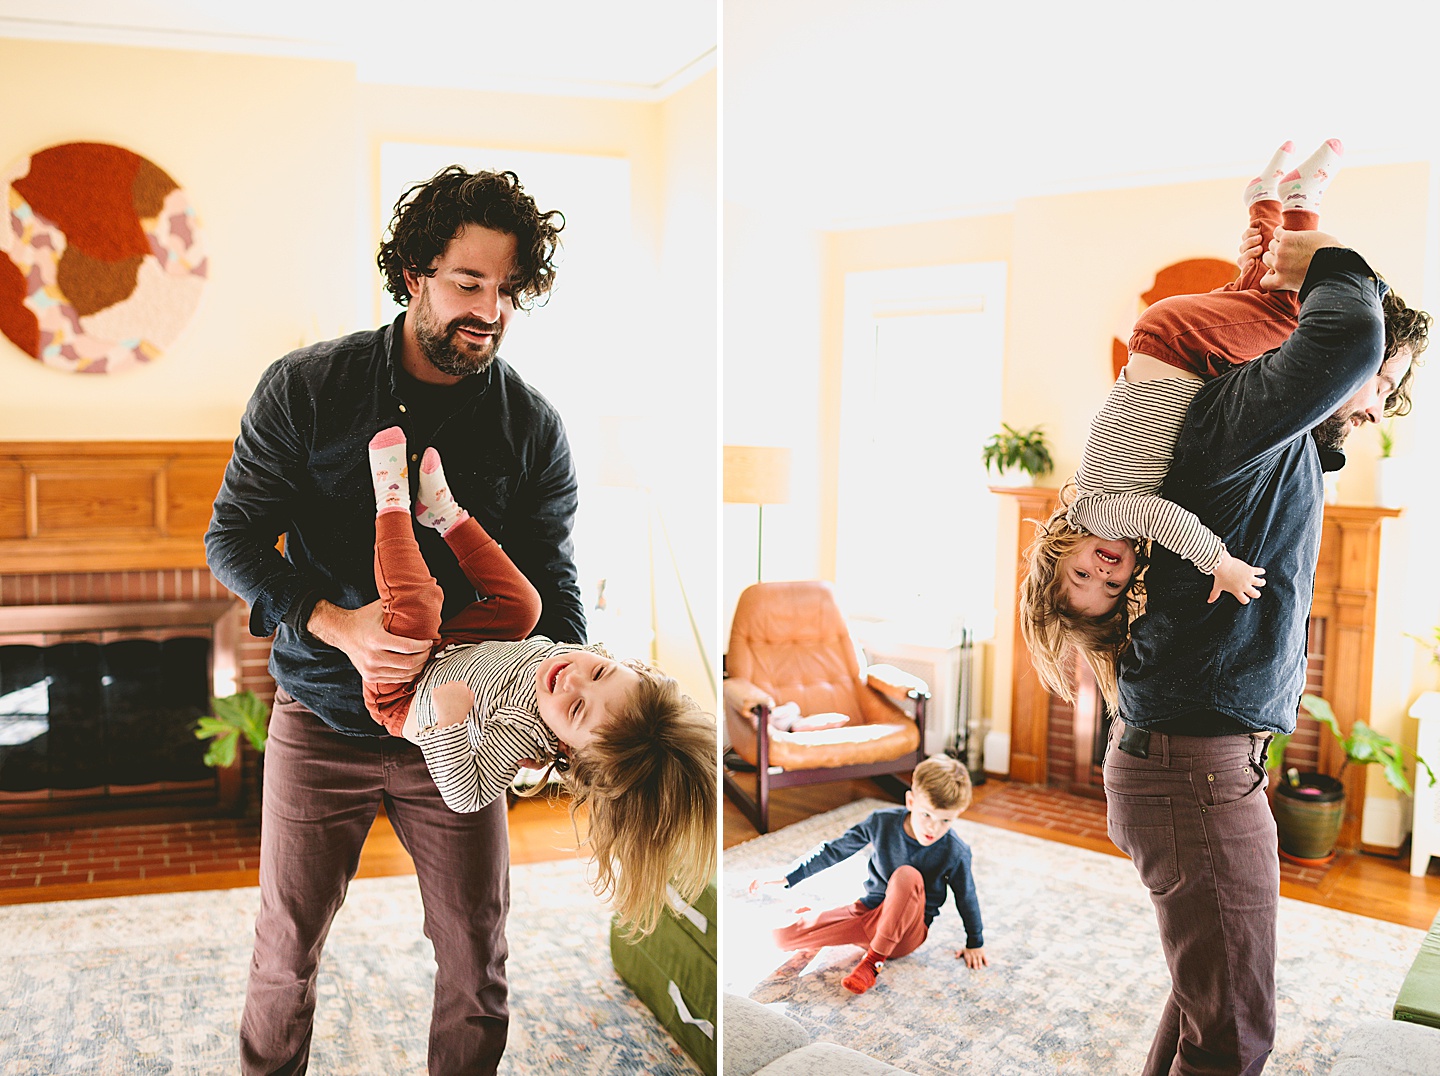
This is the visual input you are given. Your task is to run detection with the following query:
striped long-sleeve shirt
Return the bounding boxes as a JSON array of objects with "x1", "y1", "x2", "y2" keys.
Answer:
[
  {"x1": 411, "y1": 636, "x2": 605, "y2": 813},
  {"x1": 1067, "y1": 371, "x2": 1226, "y2": 574}
]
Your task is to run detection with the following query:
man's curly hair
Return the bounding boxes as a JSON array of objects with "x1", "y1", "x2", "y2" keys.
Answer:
[
  {"x1": 1380, "y1": 287, "x2": 1430, "y2": 417},
  {"x1": 377, "y1": 166, "x2": 564, "y2": 311}
]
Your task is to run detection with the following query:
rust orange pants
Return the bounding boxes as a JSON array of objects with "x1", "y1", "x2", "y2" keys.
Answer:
[
  {"x1": 364, "y1": 510, "x2": 540, "y2": 735},
  {"x1": 773, "y1": 864, "x2": 929, "y2": 960},
  {"x1": 1128, "y1": 201, "x2": 1316, "y2": 379}
]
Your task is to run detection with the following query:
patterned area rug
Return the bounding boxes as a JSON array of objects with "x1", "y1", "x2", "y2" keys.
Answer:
[
  {"x1": 0, "y1": 859, "x2": 699, "y2": 1075},
  {"x1": 724, "y1": 799, "x2": 1424, "y2": 1076}
]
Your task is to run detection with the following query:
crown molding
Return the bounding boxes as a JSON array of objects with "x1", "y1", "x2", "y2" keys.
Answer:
[{"x1": 0, "y1": 17, "x2": 715, "y2": 102}]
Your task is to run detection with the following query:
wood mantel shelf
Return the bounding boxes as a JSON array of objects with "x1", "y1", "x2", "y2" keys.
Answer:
[
  {"x1": 0, "y1": 441, "x2": 234, "y2": 574},
  {"x1": 994, "y1": 486, "x2": 1400, "y2": 851}
]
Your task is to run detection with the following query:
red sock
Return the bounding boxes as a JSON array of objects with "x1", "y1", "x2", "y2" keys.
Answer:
[{"x1": 842, "y1": 950, "x2": 886, "y2": 995}]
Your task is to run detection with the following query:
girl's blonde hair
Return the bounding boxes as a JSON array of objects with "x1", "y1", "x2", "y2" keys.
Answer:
[
  {"x1": 563, "y1": 667, "x2": 716, "y2": 937},
  {"x1": 1018, "y1": 486, "x2": 1147, "y2": 714}
]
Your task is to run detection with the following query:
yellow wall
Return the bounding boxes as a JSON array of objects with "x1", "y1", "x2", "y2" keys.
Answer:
[{"x1": 0, "y1": 40, "x2": 360, "y2": 439}]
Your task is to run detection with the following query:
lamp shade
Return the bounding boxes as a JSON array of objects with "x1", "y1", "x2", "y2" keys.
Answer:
[{"x1": 724, "y1": 445, "x2": 791, "y2": 505}]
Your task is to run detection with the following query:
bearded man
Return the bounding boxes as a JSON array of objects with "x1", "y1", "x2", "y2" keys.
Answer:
[
  {"x1": 1105, "y1": 225, "x2": 1428, "y2": 1076},
  {"x1": 207, "y1": 167, "x2": 583, "y2": 1075}
]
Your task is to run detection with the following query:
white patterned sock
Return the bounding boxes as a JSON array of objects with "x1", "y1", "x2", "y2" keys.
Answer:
[
  {"x1": 415, "y1": 447, "x2": 470, "y2": 535},
  {"x1": 368, "y1": 426, "x2": 409, "y2": 514},
  {"x1": 1243, "y1": 141, "x2": 1294, "y2": 206},
  {"x1": 1279, "y1": 139, "x2": 1344, "y2": 213}
]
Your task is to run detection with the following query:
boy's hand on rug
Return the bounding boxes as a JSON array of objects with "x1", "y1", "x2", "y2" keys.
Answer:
[
  {"x1": 1209, "y1": 551, "x2": 1265, "y2": 605},
  {"x1": 747, "y1": 876, "x2": 788, "y2": 897},
  {"x1": 308, "y1": 599, "x2": 432, "y2": 680},
  {"x1": 1237, "y1": 225, "x2": 1264, "y2": 272},
  {"x1": 957, "y1": 946, "x2": 989, "y2": 969}
]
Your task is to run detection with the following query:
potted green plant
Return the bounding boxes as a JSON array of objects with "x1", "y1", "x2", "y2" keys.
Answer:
[
  {"x1": 1268, "y1": 693, "x2": 1435, "y2": 861},
  {"x1": 981, "y1": 423, "x2": 1054, "y2": 485},
  {"x1": 195, "y1": 690, "x2": 271, "y2": 803}
]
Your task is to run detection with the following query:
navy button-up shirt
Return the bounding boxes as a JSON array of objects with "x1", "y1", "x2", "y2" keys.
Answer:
[
  {"x1": 1119, "y1": 247, "x2": 1386, "y2": 735},
  {"x1": 205, "y1": 315, "x2": 585, "y2": 735}
]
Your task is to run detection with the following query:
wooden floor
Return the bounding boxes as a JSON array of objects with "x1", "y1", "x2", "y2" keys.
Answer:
[
  {"x1": 723, "y1": 773, "x2": 1440, "y2": 932},
  {"x1": 0, "y1": 795, "x2": 586, "y2": 907}
]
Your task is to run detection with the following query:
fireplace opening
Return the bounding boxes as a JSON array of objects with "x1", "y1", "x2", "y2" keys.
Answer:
[{"x1": 0, "y1": 600, "x2": 240, "y2": 827}]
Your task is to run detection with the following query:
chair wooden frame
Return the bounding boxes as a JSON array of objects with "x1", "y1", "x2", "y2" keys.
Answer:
[{"x1": 722, "y1": 685, "x2": 928, "y2": 835}]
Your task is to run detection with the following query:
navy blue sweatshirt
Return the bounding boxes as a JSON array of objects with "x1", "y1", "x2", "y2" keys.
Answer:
[
  {"x1": 785, "y1": 806, "x2": 984, "y2": 949},
  {"x1": 1120, "y1": 248, "x2": 1386, "y2": 734},
  {"x1": 205, "y1": 316, "x2": 585, "y2": 735}
]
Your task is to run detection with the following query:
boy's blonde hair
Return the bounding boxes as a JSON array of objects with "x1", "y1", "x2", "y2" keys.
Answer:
[
  {"x1": 1018, "y1": 487, "x2": 1147, "y2": 714},
  {"x1": 564, "y1": 666, "x2": 717, "y2": 938},
  {"x1": 911, "y1": 754, "x2": 972, "y2": 812}
]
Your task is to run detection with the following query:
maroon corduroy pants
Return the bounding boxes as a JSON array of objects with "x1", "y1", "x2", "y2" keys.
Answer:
[
  {"x1": 238, "y1": 691, "x2": 510, "y2": 1075},
  {"x1": 1105, "y1": 723, "x2": 1278, "y2": 1076}
]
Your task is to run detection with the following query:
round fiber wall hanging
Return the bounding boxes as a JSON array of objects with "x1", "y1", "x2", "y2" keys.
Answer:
[{"x1": 0, "y1": 142, "x2": 207, "y2": 374}]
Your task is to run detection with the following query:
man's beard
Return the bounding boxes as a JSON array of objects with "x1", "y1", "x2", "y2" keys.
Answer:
[
  {"x1": 1312, "y1": 411, "x2": 1354, "y2": 452},
  {"x1": 411, "y1": 293, "x2": 504, "y2": 378}
]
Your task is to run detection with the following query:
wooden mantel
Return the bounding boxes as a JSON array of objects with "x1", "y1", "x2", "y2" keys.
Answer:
[
  {"x1": 994, "y1": 485, "x2": 1399, "y2": 850},
  {"x1": 0, "y1": 441, "x2": 234, "y2": 574}
]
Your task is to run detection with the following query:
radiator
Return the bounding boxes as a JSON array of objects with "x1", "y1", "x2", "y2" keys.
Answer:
[{"x1": 863, "y1": 631, "x2": 976, "y2": 766}]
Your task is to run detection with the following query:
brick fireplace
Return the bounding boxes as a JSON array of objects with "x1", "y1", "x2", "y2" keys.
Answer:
[{"x1": 0, "y1": 442, "x2": 275, "y2": 830}]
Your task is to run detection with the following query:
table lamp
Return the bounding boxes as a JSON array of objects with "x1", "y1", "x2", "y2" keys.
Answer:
[{"x1": 723, "y1": 445, "x2": 791, "y2": 582}]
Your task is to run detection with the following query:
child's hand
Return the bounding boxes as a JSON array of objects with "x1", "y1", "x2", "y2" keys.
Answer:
[
  {"x1": 1237, "y1": 225, "x2": 1264, "y2": 272},
  {"x1": 1209, "y1": 551, "x2": 1266, "y2": 605},
  {"x1": 956, "y1": 946, "x2": 989, "y2": 969},
  {"x1": 747, "y1": 876, "x2": 788, "y2": 897}
]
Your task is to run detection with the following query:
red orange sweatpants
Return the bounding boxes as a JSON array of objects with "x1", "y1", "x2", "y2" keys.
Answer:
[
  {"x1": 1128, "y1": 201, "x2": 1316, "y2": 378},
  {"x1": 773, "y1": 864, "x2": 929, "y2": 961},
  {"x1": 364, "y1": 510, "x2": 541, "y2": 735}
]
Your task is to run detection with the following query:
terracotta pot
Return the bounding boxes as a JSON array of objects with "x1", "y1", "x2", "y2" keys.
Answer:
[{"x1": 1273, "y1": 773, "x2": 1345, "y2": 860}]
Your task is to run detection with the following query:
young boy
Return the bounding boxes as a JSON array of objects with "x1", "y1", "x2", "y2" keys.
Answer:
[{"x1": 748, "y1": 754, "x2": 986, "y2": 995}]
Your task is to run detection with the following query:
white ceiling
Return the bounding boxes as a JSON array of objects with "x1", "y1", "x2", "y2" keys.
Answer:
[
  {"x1": 725, "y1": 0, "x2": 1440, "y2": 228},
  {"x1": 0, "y1": 0, "x2": 716, "y2": 100}
]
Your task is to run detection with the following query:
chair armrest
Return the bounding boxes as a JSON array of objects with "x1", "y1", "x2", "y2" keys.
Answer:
[
  {"x1": 723, "y1": 676, "x2": 775, "y2": 718},
  {"x1": 866, "y1": 663, "x2": 931, "y2": 702}
]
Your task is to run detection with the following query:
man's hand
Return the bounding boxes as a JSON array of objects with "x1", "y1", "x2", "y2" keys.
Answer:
[
  {"x1": 1238, "y1": 225, "x2": 1264, "y2": 274},
  {"x1": 747, "y1": 876, "x2": 789, "y2": 897},
  {"x1": 1208, "y1": 551, "x2": 1266, "y2": 605},
  {"x1": 307, "y1": 599, "x2": 432, "y2": 681},
  {"x1": 1259, "y1": 227, "x2": 1345, "y2": 292},
  {"x1": 956, "y1": 946, "x2": 989, "y2": 969}
]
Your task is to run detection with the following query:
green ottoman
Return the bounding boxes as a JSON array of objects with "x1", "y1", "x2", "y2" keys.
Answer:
[
  {"x1": 1395, "y1": 909, "x2": 1440, "y2": 1028},
  {"x1": 611, "y1": 879, "x2": 717, "y2": 1075}
]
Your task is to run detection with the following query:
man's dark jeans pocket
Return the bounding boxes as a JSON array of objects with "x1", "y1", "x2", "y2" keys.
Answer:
[
  {"x1": 1105, "y1": 789, "x2": 1179, "y2": 894},
  {"x1": 1203, "y1": 761, "x2": 1268, "y2": 810}
]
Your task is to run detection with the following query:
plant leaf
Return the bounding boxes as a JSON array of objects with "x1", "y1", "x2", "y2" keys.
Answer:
[
  {"x1": 198, "y1": 692, "x2": 271, "y2": 764},
  {"x1": 202, "y1": 728, "x2": 238, "y2": 768},
  {"x1": 1265, "y1": 731, "x2": 1292, "y2": 772},
  {"x1": 1299, "y1": 694, "x2": 1343, "y2": 742}
]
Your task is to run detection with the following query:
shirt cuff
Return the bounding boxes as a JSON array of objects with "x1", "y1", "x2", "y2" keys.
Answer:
[
  {"x1": 1298, "y1": 246, "x2": 1379, "y2": 305},
  {"x1": 281, "y1": 589, "x2": 322, "y2": 644}
]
